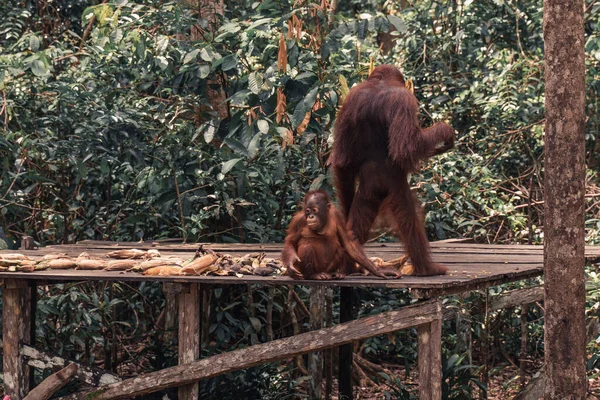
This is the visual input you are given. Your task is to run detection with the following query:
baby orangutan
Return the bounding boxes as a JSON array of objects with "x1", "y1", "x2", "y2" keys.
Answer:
[{"x1": 281, "y1": 191, "x2": 399, "y2": 280}]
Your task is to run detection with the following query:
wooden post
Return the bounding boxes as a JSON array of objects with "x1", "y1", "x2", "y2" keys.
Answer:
[
  {"x1": 162, "y1": 283, "x2": 180, "y2": 345},
  {"x1": 338, "y1": 287, "x2": 355, "y2": 400},
  {"x1": 201, "y1": 286, "x2": 211, "y2": 350},
  {"x1": 520, "y1": 303, "x2": 530, "y2": 389},
  {"x1": 2, "y1": 279, "x2": 33, "y2": 399},
  {"x1": 309, "y1": 286, "x2": 325, "y2": 399},
  {"x1": 417, "y1": 299, "x2": 442, "y2": 400},
  {"x1": 324, "y1": 287, "x2": 334, "y2": 400},
  {"x1": 21, "y1": 236, "x2": 35, "y2": 250},
  {"x1": 29, "y1": 280, "x2": 37, "y2": 389},
  {"x1": 479, "y1": 290, "x2": 489, "y2": 400},
  {"x1": 178, "y1": 283, "x2": 201, "y2": 400},
  {"x1": 455, "y1": 293, "x2": 472, "y2": 365}
]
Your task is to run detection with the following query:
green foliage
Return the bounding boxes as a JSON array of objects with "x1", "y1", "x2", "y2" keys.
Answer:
[
  {"x1": 380, "y1": 372, "x2": 416, "y2": 400},
  {"x1": 3, "y1": 0, "x2": 596, "y2": 245},
  {"x1": 442, "y1": 354, "x2": 487, "y2": 400}
]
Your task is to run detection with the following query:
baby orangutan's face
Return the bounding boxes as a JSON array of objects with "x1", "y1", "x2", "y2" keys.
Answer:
[{"x1": 304, "y1": 193, "x2": 329, "y2": 232}]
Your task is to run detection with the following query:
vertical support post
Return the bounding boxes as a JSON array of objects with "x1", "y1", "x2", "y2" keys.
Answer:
[
  {"x1": 2, "y1": 279, "x2": 32, "y2": 399},
  {"x1": 162, "y1": 283, "x2": 180, "y2": 345},
  {"x1": 29, "y1": 282, "x2": 37, "y2": 389},
  {"x1": 520, "y1": 303, "x2": 530, "y2": 389},
  {"x1": 21, "y1": 236, "x2": 35, "y2": 250},
  {"x1": 455, "y1": 293, "x2": 472, "y2": 366},
  {"x1": 339, "y1": 287, "x2": 355, "y2": 400},
  {"x1": 266, "y1": 286, "x2": 275, "y2": 342},
  {"x1": 309, "y1": 286, "x2": 325, "y2": 399},
  {"x1": 417, "y1": 299, "x2": 442, "y2": 400},
  {"x1": 201, "y1": 286, "x2": 211, "y2": 351},
  {"x1": 178, "y1": 283, "x2": 201, "y2": 400},
  {"x1": 479, "y1": 290, "x2": 489, "y2": 400},
  {"x1": 324, "y1": 287, "x2": 334, "y2": 400}
]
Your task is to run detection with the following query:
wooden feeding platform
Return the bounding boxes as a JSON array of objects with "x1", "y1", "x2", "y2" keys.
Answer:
[{"x1": 1, "y1": 240, "x2": 599, "y2": 400}]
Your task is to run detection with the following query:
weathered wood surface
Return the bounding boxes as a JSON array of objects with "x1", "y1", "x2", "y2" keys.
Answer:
[
  {"x1": 58, "y1": 299, "x2": 442, "y2": 400},
  {"x1": 36, "y1": 239, "x2": 600, "y2": 258},
  {"x1": 178, "y1": 283, "x2": 201, "y2": 400},
  {"x1": 2, "y1": 279, "x2": 32, "y2": 399},
  {"x1": 20, "y1": 344, "x2": 120, "y2": 386},
  {"x1": 0, "y1": 243, "x2": 543, "y2": 297},
  {"x1": 0, "y1": 265, "x2": 545, "y2": 292},
  {"x1": 309, "y1": 287, "x2": 325, "y2": 399},
  {"x1": 489, "y1": 286, "x2": 544, "y2": 311},
  {"x1": 9, "y1": 240, "x2": 600, "y2": 291},
  {"x1": 338, "y1": 287, "x2": 355, "y2": 400},
  {"x1": 418, "y1": 314, "x2": 443, "y2": 400},
  {"x1": 23, "y1": 363, "x2": 77, "y2": 400}
]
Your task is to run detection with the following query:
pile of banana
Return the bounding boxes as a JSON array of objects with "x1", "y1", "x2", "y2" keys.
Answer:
[{"x1": 0, "y1": 248, "x2": 285, "y2": 277}]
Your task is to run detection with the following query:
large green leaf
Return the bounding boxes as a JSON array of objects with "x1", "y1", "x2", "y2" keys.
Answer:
[
  {"x1": 388, "y1": 15, "x2": 407, "y2": 33},
  {"x1": 183, "y1": 49, "x2": 200, "y2": 64},
  {"x1": 30, "y1": 59, "x2": 48, "y2": 77},
  {"x1": 222, "y1": 158, "x2": 243, "y2": 174}
]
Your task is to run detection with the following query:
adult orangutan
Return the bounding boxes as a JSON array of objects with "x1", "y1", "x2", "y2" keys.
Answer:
[
  {"x1": 281, "y1": 191, "x2": 398, "y2": 280},
  {"x1": 329, "y1": 65, "x2": 455, "y2": 276}
]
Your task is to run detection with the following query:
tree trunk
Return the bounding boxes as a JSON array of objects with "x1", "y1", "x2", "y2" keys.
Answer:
[
  {"x1": 543, "y1": 1, "x2": 586, "y2": 399},
  {"x1": 180, "y1": 0, "x2": 228, "y2": 120}
]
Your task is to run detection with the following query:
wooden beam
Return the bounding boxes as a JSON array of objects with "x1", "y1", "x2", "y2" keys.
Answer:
[
  {"x1": 338, "y1": 287, "x2": 354, "y2": 400},
  {"x1": 178, "y1": 283, "x2": 201, "y2": 400},
  {"x1": 2, "y1": 279, "x2": 32, "y2": 399},
  {"x1": 23, "y1": 363, "x2": 78, "y2": 400},
  {"x1": 20, "y1": 343, "x2": 120, "y2": 386},
  {"x1": 59, "y1": 299, "x2": 442, "y2": 400},
  {"x1": 489, "y1": 286, "x2": 543, "y2": 311},
  {"x1": 418, "y1": 303, "x2": 443, "y2": 400}
]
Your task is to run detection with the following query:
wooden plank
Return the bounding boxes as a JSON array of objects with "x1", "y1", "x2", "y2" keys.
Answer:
[
  {"x1": 178, "y1": 283, "x2": 201, "y2": 400},
  {"x1": 338, "y1": 287, "x2": 354, "y2": 400},
  {"x1": 408, "y1": 267, "x2": 544, "y2": 298},
  {"x1": 0, "y1": 263, "x2": 544, "y2": 290},
  {"x1": 418, "y1": 305, "x2": 443, "y2": 400},
  {"x1": 2, "y1": 279, "x2": 32, "y2": 399},
  {"x1": 5, "y1": 242, "x2": 560, "y2": 260},
  {"x1": 5, "y1": 248, "x2": 551, "y2": 265},
  {"x1": 58, "y1": 299, "x2": 442, "y2": 400},
  {"x1": 39, "y1": 240, "x2": 600, "y2": 258},
  {"x1": 23, "y1": 363, "x2": 78, "y2": 400},
  {"x1": 44, "y1": 243, "x2": 548, "y2": 255},
  {"x1": 489, "y1": 286, "x2": 544, "y2": 311},
  {"x1": 20, "y1": 344, "x2": 120, "y2": 386},
  {"x1": 38, "y1": 242, "x2": 544, "y2": 252},
  {"x1": 67, "y1": 239, "x2": 538, "y2": 249}
]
